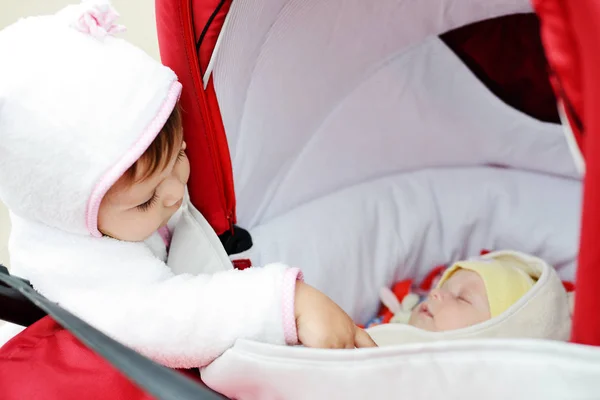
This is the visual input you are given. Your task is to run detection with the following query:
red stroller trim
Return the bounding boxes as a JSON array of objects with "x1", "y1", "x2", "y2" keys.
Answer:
[
  {"x1": 534, "y1": 0, "x2": 600, "y2": 346},
  {"x1": 156, "y1": 0, "x2": 235, "y2": 235}
]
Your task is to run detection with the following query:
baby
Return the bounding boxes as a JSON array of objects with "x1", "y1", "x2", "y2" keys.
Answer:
[
  {"x1": 0, "y1": 0, "x2": 374, "y2": 367},
  {"x1": 367, "y1": 251, "x2": 573, "y2": 345},
  {"x1": 408, "y1": 257, "x2": 535, "y2": 331}
]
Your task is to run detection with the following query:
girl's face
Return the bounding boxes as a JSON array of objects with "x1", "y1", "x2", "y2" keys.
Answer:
[
  {"x1": 98, "y1": 140, "x2": 190, "y2": 242},
  {"x1": 409, "y1": 269, "x2": 491, "y2": 331}
]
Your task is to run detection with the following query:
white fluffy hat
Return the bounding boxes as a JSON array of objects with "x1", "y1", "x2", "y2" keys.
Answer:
[{"x1": 0, "y1": 0, "x2": 182, "y2": 236}]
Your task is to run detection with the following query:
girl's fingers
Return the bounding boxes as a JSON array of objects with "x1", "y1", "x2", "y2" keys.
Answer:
[{"x1": 354, "y1": 328, "x2": 378, "y2": 348}]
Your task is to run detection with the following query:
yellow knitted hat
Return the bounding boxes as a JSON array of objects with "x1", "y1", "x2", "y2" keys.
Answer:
[{"x1": 436, "y1": 258, "x2": 536, "y2": 318}]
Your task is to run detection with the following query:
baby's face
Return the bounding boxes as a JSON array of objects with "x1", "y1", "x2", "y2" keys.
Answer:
[
  {"x1": 98, "y1": 140, "x2": 190, "y2": 242},
  {"x1": 409, "y1": 269, "x2": 491, "y2": 331}
]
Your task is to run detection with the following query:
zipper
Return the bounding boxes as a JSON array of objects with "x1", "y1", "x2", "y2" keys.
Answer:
[{"x1": 182, "y1": 0, "x2": 235, "y2": 233}]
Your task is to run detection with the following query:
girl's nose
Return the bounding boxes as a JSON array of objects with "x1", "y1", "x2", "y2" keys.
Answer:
[{"x1": 162, "y1": 179, "x2": 185, "y2": 208}]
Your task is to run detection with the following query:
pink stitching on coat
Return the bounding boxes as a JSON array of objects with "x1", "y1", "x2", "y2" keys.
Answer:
[
  {"x1": 85, "y1": 80, "x2": 183, "y2": 237},
  {"x1": 158, "y1": 226, "x2": 172, "y2": 248},
  {"x1": 282, "y1": 268, "x2": 304, "y2": 345}
]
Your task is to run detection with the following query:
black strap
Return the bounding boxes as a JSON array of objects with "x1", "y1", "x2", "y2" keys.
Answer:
[
  {"x1": 195, "y1": 0, "x2": 229, "y2": 76},
  {"x1": 0, "y1": 266, "x2": 227, "y2": 400},
  {"x1": 0, "y1": 266, "x2": 46, "y2": 326},
  {"x1": 219, "y1": 225, "x2": 253, "y2": 255}
]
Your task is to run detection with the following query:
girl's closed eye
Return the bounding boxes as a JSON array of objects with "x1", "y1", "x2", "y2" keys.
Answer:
[
  {"x1": 177, "y1": 149, "x2": 186, "y2": 162},
  {"x1": 137, "y1": 192, "x2": 158, "y2": 212}
]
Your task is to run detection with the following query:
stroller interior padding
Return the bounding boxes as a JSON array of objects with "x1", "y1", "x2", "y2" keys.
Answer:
[
  {"x1": 218, "y1": 36, "x2": 581, "y2": 322},
  {"x1": 238, "y1": 168, "x2": 580, "y2": 324},
  {"x1": 198, "y1": 0, "x2": 589, "y2": 396}
]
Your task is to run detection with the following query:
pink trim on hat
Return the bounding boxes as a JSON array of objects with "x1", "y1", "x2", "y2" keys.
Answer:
[{"x1": 86, "y1": 80, "x2": 183, "y2": 237}]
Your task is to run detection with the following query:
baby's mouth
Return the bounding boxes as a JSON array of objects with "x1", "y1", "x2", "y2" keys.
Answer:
[{"x1": 420, "y1": 303, "x2": 433, "y2": 318}]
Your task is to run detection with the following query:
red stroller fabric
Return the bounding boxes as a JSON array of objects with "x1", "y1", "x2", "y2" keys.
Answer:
[
  {"x1": 533, "y1": 0, "x2": 600, "y2": 346},
  {"x1": 0, "y1": 317, "x2": 211, "y2": 399},
  {"x1": 156, "y1": 0, "x2": 235, "y2": 236},
  {"x1": 441, "y1": 13, "x2": 559, "y2": 124},
  {"x1": 0, "y1": 317, "x2": 154, "y2": 400}
]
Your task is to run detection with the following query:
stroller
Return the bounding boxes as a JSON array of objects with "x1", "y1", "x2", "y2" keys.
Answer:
[{"x1": 2, "y1": 0, "x2": 600, "y2": 398}]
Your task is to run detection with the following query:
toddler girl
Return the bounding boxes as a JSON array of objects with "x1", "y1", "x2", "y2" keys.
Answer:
[{"x1": 0, "y1": 0, "x2": 375, "y2": 367}]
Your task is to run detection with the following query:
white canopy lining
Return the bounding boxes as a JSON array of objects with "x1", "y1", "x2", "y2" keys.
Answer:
[
  {"x1": 204, "y1": 0, "x2": 534, "y2": 86},
  {"x1": 212, "y1": 15, "x2": 578, "y2": 226}
]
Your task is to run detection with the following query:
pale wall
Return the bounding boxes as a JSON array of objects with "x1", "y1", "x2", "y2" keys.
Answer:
[
  {"x1": 0, "y1": 204, "x2": 8, "y2": 268},
  {"x1": 0, "y1": 0, "x2": 161, "y2": 268}
]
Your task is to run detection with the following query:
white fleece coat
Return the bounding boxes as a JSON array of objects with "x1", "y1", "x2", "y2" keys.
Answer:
[{"x1": 0, "y1": 0, "x2": 299, "y2": 368}]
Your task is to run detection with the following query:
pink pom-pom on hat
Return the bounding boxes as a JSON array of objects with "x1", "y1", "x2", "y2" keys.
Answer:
[{"x1": 71, "y1": 0, "x2": 126, "y2": 39}]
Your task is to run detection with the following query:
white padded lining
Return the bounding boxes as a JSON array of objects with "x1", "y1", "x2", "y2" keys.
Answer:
[{"x1": 203, "y1": 338, "x2": 600, "y2": 399}]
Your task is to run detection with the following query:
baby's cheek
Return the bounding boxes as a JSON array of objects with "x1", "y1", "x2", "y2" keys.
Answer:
[
  {"x1": 408, "y1": 308, "x2": 420, "y2": 326},
  {"x1": 434, "y1": 310, "x2": 466, "y2": 331},
  {"x1": 409, "y1": 309, "x2": 437, "y2": 331}
]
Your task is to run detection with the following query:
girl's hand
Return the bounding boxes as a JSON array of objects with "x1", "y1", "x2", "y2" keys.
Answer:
[{"x1": 294, "y1": 281, "x2": 377, "y2": 349}]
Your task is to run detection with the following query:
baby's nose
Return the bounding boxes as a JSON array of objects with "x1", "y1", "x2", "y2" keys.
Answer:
[{"x1": 429, "y1": 288, "x2": 447, "y2": 302}]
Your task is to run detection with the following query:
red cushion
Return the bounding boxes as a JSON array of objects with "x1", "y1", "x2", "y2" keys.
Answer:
[{"x1": 0, "y1": 317, "x2": 155, "y2": 400}]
